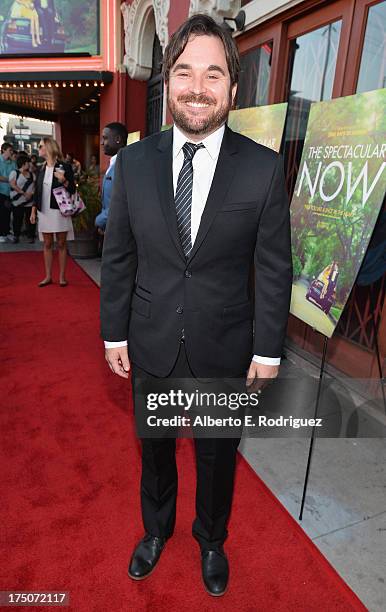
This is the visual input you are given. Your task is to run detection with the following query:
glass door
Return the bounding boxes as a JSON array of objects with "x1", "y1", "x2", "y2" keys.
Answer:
[
  {"x1": 236, "y1": 41, "x2": 273, "y2": 109},
  {"x1": 281, "y1": 0, "x2": 354, "y2": 198}
]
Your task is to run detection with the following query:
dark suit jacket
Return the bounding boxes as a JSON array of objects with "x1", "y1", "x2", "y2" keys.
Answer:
[
  {"x1": 100, "y1": 125, "x2": 292, "y2": 378},
  {"x1": 34, "y1": 161, "x2": 75, "y2": 211}
]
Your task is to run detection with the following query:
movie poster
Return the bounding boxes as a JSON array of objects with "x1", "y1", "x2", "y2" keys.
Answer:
[
  {"x1": 290, "y1": 89, "x2": 386, "y2": 337},
  {"x1": 227, "y1": 103, "x2": 288, "y2": 152},
  {"x1": 0, "y1": 0, "x2": 99, "y2": 55}
]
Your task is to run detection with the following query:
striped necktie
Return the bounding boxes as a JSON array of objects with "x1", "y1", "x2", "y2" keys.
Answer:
[{"x1": 175, "y1": 141, "x2": 204, "y2": 257}]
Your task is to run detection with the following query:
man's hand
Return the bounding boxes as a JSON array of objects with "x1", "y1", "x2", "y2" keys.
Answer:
[
  {"x1": 246, "y1": 361, "x2": 279, "y2": 393},
  {"x1": 105, "y1": 346, "x2": 131, "y2": 379},
  {"x1": 97, "y1": 227, "x2": 105, "y2": 235},
  {"x1": 30, "y1": 209, "x2": 37, "y2": 224}
]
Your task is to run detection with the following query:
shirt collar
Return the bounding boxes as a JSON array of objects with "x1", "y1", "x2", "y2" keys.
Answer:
[
  {"x1": 173, "y1": 123, "x2": 225, "y2": 161},
  {"x1": 108, "y1": 154, "x2": 117, "y2": 167}
]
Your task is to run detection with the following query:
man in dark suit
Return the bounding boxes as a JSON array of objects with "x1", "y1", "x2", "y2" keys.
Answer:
[{"x1": 100, "y1": 14, "x2": 292, "y2": 596}]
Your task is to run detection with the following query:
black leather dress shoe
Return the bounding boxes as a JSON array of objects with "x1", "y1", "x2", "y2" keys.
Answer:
[
  {"x1": 128, "y1": 534, "x2": 166, "y2": 580},
  {"x1": 201, "y1": 548, "x2": 229, "y2": 596}
]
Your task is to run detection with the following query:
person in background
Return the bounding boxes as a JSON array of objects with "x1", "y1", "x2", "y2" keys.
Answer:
[
  {"x1": 10, "y1": 150, "x2": 18, "y2": 164},
  {"x1": 95, "y1": 122, "x2": 128, "y2": 233},
  {"x1": 65, "y1": 153, "x2": 81, "y2": 181},
  {"x1": 0, "y1": 143, "x2": 15, "y2": 243},
  {"x1": 30, "y1": 154, "x2": 39, "y2": 175},
  {"x1": 30, "y1": 137, "x2": 75, "y2": 287},
  {"x1": 9, "y1": 154, "x2": 35, "y2": 244},
  {"x1": 87, "y1": 154, "x2": 100, "y2": 178}
]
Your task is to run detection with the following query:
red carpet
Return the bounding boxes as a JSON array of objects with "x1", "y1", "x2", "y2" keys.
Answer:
[{"x1": 1, "y1": 252, "x2": 366, "y2": 611}]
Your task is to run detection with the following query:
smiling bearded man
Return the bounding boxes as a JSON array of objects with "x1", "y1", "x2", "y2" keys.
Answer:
[
  {"x1": 166, "y1": 36, "x2": 234, "y2": 137},
  {"x1": 100, "y1": 14, "x2": 292, "y2": 597}
]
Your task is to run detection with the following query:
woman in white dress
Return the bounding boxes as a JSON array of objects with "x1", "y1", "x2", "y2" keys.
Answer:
[{"x1": 30, "y1": 137, "x2": 76, "y2": 287}]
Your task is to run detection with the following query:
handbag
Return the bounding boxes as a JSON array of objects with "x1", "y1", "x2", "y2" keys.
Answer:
[{"x1": 53, "y1": 186, "x2": 86, "y2": 217}]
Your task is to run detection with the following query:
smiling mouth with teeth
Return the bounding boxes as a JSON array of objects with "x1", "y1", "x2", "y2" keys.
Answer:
[{"x1": 185, "y1": 102, "x2": 212, "y2": 109}]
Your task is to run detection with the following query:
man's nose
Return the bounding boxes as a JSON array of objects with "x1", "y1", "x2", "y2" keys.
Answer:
[{"x1": 190, "y1": 73, "x2": 206, "y2": 95}]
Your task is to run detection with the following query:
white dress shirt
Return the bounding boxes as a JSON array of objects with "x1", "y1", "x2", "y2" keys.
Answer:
[{"x1": 105, "y1": 124, "x2": 280, "y2": 366}]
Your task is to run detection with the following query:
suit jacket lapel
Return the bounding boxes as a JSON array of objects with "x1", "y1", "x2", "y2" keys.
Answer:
[
  {"x1": 188, "y1": 125, "x2": 238, "y2": 262},
  {"x1": 154, "y1": 128, "x2": 186, "y2": 262}
]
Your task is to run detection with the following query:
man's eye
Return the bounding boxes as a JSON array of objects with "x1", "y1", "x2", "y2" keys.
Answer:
[
  {"x1": 178, "y1": 73, "x2": 189, "y2": 77},
  {"x1": 207, "y1": 74, "x2": 219, "y2": 80}
]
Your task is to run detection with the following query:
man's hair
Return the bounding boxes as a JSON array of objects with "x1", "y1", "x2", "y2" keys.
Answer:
[
  {"x1": 1, "y1": 142, "x2": 13, "y2": 153},
  {"x1": 16, "y1": 154, "x2": 30, "y2": 169},
  {"x1": 162, "y1": 14, "x2": 240, "y2": 86},
  {"x1": 105, "y1": 122, "x2": 128, "y2": 144}
]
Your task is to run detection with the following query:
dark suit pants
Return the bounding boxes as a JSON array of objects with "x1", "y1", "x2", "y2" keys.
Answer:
[
  {"x1": 131, "y1": 342, "x2": 241, "y2": 551},
  {"x1": 12, "y1": 204, "x2": 25, "y2": 238}
]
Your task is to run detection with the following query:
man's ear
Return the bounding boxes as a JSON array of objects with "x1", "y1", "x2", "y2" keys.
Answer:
[{"x1": 231, "y1": 83, "x2": 237, "y2": 108}]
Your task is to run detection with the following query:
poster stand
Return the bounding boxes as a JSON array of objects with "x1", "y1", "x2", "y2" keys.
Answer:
[
  {"x1": 368, "y1": 284, "x2": 386, "y2": 414},
  {"x1": 298, "y1": 284, "x2": 385, "y2": 520},
  {"x1": 298, "y1": 335, "x2": 328, "y2": 521}
]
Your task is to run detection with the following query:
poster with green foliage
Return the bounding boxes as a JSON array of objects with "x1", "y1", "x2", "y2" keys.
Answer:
[
  {"x1": 227, "y1": 103, "x2": 288, "y2": 152},
  {"x1": 290, "y1": 89, "x2": 386, "y2": 337},
  {"x1": 127, "y1": 131, "x2": 140, "y2": 146}
]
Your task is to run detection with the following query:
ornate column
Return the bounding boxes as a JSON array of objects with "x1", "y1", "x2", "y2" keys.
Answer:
[
  {"x1": 121, "y1": 0, "x2": 170, "y2": 81},
  {"x1": 188, "y1": 0, "x2": 241, "y2": 22}
]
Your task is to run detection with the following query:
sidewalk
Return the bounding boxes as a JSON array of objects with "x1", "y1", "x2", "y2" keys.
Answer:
[{"x1": 2, "y1": 239, "x2": 385, "y2": 611}]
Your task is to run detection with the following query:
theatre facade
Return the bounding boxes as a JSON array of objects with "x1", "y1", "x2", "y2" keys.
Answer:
[
  {"x1": 121, "y1": 0, "x2": 384, "y2": 382},
  {"x1": 0, "y1": 0, "x2": 384, "y2": 380}
]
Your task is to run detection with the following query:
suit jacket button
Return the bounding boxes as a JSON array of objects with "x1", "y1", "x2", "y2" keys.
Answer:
[
  {"x1": 176, "y1": 305, "x2": 183, "y2": 314},
  {"x1": 184, "y1": 270, "x2": 192, "y2": 278}
]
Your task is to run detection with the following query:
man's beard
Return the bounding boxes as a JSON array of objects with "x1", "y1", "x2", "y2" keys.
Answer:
[
  {"x1": 103, "y1": 145, "x2": 115, "y2": 156},
  {"x1": 167, "y1": 91, "x2": 233, "y2": 136}
]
